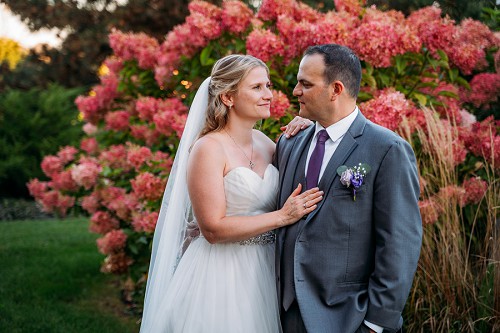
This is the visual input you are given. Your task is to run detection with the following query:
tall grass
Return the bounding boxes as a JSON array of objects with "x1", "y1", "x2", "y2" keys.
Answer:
[
  {"x1": 401, "y1": 108, "x2": 499, "y2": 332},
  {"x1": 0, "y1": 218, "x2": 138, "y2": 333}
]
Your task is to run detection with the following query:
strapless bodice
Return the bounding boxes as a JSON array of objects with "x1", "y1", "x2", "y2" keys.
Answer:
[{"x1": 223, "y1": 164, "x2": 279, "y2": 217}]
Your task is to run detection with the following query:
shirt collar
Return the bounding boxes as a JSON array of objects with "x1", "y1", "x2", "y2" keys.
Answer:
[{"x1": 313, "y1": 106, "x2": 359, "y2": 143}]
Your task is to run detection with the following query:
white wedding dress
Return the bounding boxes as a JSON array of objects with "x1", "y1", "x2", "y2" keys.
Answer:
[{"x1": 149, "y1": 164, "x2": 281, "y2": 332}]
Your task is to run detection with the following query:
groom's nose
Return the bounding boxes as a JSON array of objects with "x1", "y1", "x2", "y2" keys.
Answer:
[{"x1": 293, "y1": 83, "x2": 302, "y2": 97}]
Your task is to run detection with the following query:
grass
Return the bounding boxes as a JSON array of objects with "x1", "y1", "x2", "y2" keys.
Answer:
[{"x1": 0, "y1": 217, "x2": 139, "y2": 333}]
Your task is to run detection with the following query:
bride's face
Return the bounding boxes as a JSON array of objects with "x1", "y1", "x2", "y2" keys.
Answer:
[{"x1": 231, "y1": 67, "x2": 273, "y2": 120}]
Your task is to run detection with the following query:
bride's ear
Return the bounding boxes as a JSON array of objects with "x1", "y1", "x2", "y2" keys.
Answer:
[{"x1": 220, "y1": 93, "x2": 234, "y2": 109}]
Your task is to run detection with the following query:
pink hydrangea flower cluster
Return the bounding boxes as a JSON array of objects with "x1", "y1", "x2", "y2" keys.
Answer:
[
  {"x1": 463, "y1": 177, "x2": 488, "y2": 205},
  {"x1": 155, "y1": 1, "x2": 226, "y2": 84},
  {"x1": 349, "y1": 8, "x2": 421, "y2": 68},
  {"x1": 97, "y1": 229, "x2": 128, "y2": 255},
  {"x1": 80, "y1": 137, "x2": 99, "y2": 155},
  {"x1": 360, "y1": 88, "x2": 416, "y2": 131},
  {"x1": 132, "y1": 211, "x2": 159, "y2": 233},
  {"x1": 50, "y1": 170, "x2": 78, "y2": 192},
  {"x1": 75, "y1": 74, "x2": 119, "y2": 124},
  {"x1": 131, "y1": 172, "x2": 166, "y2": 202},
  {"x1": 270, "y1": 89, "x2": 291, "y2": 118},
  {"x1": 334, "y1": 0, "x2": 365, "y2": 16},
  {"x1": 57, "y1": 146, "x2": 78, "y2": 164},
  {"x1": 41, "y1": 155, "x2": 64, "y2": 178},
  {"x1": 461, "y1": 116, "x2": 500, "y2": 166},
  {"x1": 258, "y1": 0, "x2": 321, "y2": 23},
  {"x1": 105, "y1": 110, "x2": 131, "y2": 131},
  {"x1": 89, "y1": 210, "x2": 120, "y2": 234},
  {"x1": 101, "y1": 252, "x2": 133, "y2": 274},
  {"x1": 109, "y1": 30, "x2": 160, "y2": 69},
  {"x1": 98, "y1": 144, "x2": 129, "y2": 170},
  {"x1": 127, "y1": 144, "x2": 153, "y2": 171},
  {"x1": 130, "y1": 124, "x2": 161, "y2": 146},
  {"x1": 81, "y1": 192, "x2": 100, "y2": 214},
  {"x1": 408, "y1": 7, "x2": 496, "y2": 74},
  {"x1": 38, "y1": 191, "x2": 75, "y2": 217},
  {"x1": 460, "y1": 73, "x2": 500, "y2": 110},
  {"x1": 153, "y1": 98, "x2": 189, "y2": 138},
  {"x1": 246, "y1": 29, "x2": 285, "y2": 63},
  {"x1": 71, "y1": 160, "x2": 102, "y2": 190}
]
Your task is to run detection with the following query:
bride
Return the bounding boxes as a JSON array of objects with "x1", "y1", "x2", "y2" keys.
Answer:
[{"x1": 140, "y1": 54, "x2": 323, "y2": 332}]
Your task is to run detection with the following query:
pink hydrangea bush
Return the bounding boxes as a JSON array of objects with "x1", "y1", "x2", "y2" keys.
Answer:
[{"x1": 28, "y1": 0, "x2": 498, "y2": 286}]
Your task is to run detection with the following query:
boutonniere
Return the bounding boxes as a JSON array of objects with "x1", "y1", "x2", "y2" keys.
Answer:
[{"x1": 337, "y1": 163, "x2": 371, "y2": 201}]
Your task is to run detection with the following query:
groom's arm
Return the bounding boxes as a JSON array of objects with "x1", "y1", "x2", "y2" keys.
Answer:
[{"x1": 365, "y1": 138, "x2": 422, "y2": 331}]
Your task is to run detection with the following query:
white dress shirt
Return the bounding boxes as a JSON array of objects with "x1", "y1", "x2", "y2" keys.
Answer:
[
  {"x1": 305, "y1": 107, "x2": 359, "y2": 180},
  {"x1": 304, "y1": 106, "x2": 383, "y2": 333}
]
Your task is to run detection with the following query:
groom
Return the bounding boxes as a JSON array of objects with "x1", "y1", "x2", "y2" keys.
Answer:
[{"x1": 274, "y1": 44, "x2": 422, "y2": 333}]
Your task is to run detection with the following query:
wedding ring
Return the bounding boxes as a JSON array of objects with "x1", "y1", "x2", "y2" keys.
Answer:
[{"x1": 303, "y1": 202, "x2": 307, "y2": 208}]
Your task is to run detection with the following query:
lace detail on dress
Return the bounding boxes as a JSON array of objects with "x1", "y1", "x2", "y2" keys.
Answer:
[{"x1": 239, "y1": 230, "x2": 276, "y2": 245}]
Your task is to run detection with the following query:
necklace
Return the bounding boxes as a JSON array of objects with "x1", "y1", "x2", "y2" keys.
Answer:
[{"x1": 224, "y1": 129, "x2": 255, "y2": 170}]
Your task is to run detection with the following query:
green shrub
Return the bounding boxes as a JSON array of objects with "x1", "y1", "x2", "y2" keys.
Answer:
[{"x1": 0, "y1": 84, "x2": 85, "y2": 198}]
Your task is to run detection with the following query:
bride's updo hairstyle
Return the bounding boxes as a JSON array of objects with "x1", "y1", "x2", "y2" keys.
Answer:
[{"x1": 200, "y1": 54, "x2": 268, "y2": 136}]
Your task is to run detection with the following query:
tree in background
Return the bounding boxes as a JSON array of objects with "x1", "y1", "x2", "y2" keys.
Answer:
[{"x1": 1, "y1": 0, "x2": 192, "y2": 90}]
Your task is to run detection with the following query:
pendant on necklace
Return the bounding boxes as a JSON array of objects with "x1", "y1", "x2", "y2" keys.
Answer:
[{"x1": 249, "y1": 161, "x2": 255, "y2": 170}]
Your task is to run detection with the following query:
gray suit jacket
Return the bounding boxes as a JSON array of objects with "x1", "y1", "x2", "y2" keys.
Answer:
[{"x1": 275, "y1": 112, "x2": 422, "y2": 333}]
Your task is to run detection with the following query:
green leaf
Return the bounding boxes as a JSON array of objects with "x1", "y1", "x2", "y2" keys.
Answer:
[
  {"x1": 200, "y1": 46, "x2": 214, "y2": 67},
  {"x1": 413, "y1": 93, "x2": 428, "y2": 106},
  {"x1": 437, "y1": 90, "x2": 458, "y2": 99},
  {"x1": 337, "y1": 165, "x2": 348, "y2": 176},
  {"x1": 362, "y1": 72, "x2": 377, "y2": 88},
  {"x1": 360, "y1": 163, "x2": 371, "y2": 173},
  {"x1": 437, "y1": 49, "x2": 449, "y2": 63}
]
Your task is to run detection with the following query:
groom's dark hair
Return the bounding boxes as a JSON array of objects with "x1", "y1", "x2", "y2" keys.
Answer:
[{"x1": 304, "y1": 44, "x2": 362, "y2": 99}]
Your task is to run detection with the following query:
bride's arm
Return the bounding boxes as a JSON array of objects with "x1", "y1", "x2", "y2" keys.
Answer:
[{"x1": 187, "y1": 136, "x2": 323, "y2": 244}]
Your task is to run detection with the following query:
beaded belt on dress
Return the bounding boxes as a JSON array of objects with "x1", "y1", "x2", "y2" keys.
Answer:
[{"x1": 239, "y1": 230, "x2": 276, "y2": 245}]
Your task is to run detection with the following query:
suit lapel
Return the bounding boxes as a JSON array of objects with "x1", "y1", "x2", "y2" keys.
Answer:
[
  {"x1": 304, "y1": 112, "x2": 367, "y2": 223},
  {"x1": 279, "y1": 126, "x2": 315, "y2": 205}
]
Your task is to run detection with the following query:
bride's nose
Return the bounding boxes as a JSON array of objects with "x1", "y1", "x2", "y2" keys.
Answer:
[{"x1": 263, "y1": 87, "x2": 273, "y2": 100}]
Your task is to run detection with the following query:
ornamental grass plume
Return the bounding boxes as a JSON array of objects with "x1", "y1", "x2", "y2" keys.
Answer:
[{"x1": 404, "y1": 106, "x2": 498, "y2": 332}]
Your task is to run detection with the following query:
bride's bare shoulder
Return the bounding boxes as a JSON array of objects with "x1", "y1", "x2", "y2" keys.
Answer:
[
  {"x1": 190, "y1": 132, "x2": 225, "y2": 161},
  {"x1": 253, "y1": 129, "x2": 275, "y2": 151}
]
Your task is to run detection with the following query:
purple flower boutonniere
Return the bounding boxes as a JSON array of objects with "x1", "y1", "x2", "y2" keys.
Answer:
[{"x1": 337, "y1": 163, "x2": 371, "y2": 201}]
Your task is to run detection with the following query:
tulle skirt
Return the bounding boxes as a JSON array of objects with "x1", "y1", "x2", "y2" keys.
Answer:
[{"x1": 149, "y1": 236, "x2": 281, "y2": 333}]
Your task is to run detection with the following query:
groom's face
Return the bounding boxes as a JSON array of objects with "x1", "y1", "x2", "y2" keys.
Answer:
[{"x1": 293, "y1": 54, "x2": 331, "y2": 122}]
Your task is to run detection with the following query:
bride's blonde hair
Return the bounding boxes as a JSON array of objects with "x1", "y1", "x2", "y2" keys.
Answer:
[{"x1": 199, "y1": 54, "x2": 268, "y2": 137}]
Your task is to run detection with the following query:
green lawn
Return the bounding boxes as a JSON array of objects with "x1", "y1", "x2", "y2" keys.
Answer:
[{"x1": 0, "y1": 218, "x2": 139, "y2": 333}]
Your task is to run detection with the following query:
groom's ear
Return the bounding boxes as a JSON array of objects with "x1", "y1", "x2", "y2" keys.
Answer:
[{"x1": 330, "y1": 81, "x2": 344, "y2": 101}]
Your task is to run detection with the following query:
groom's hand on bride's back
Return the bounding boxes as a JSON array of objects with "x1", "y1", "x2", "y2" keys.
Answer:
[{"x1": 280, "y1": 116, "x2": 313, "y2": 138}]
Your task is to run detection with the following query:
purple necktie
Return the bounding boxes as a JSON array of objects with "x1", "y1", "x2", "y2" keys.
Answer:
[{"x1": 306, "y1": 129, "x2": 329, "y2": 190}]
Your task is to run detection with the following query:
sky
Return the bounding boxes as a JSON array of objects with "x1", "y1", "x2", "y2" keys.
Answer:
[{"x1": 0, "y1": 3, "x2": 63, "y2": 49}]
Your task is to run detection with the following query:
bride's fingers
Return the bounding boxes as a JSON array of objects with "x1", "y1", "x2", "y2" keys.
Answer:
[{"x1": 290, "y1": 183, "x2": 302, "y2": 197}]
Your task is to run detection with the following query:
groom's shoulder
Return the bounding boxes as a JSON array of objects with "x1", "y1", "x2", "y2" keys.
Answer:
[{"x1": 363, "y1": 119, "x2": 408, "y2": 146}]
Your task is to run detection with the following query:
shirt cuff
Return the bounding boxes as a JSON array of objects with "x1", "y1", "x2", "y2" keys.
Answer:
[{"x1": 364, "y1": 320, "x2": 383, "y2": 333}]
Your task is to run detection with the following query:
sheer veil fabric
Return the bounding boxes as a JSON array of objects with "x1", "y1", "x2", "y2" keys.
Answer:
[{"x1": 140, "y1": 77, "x2": 211, "y2": 332}]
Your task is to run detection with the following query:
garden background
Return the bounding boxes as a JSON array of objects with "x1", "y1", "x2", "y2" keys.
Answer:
[{"x1": 0, "y1": 0, "x2": 499, "y2": 332}]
